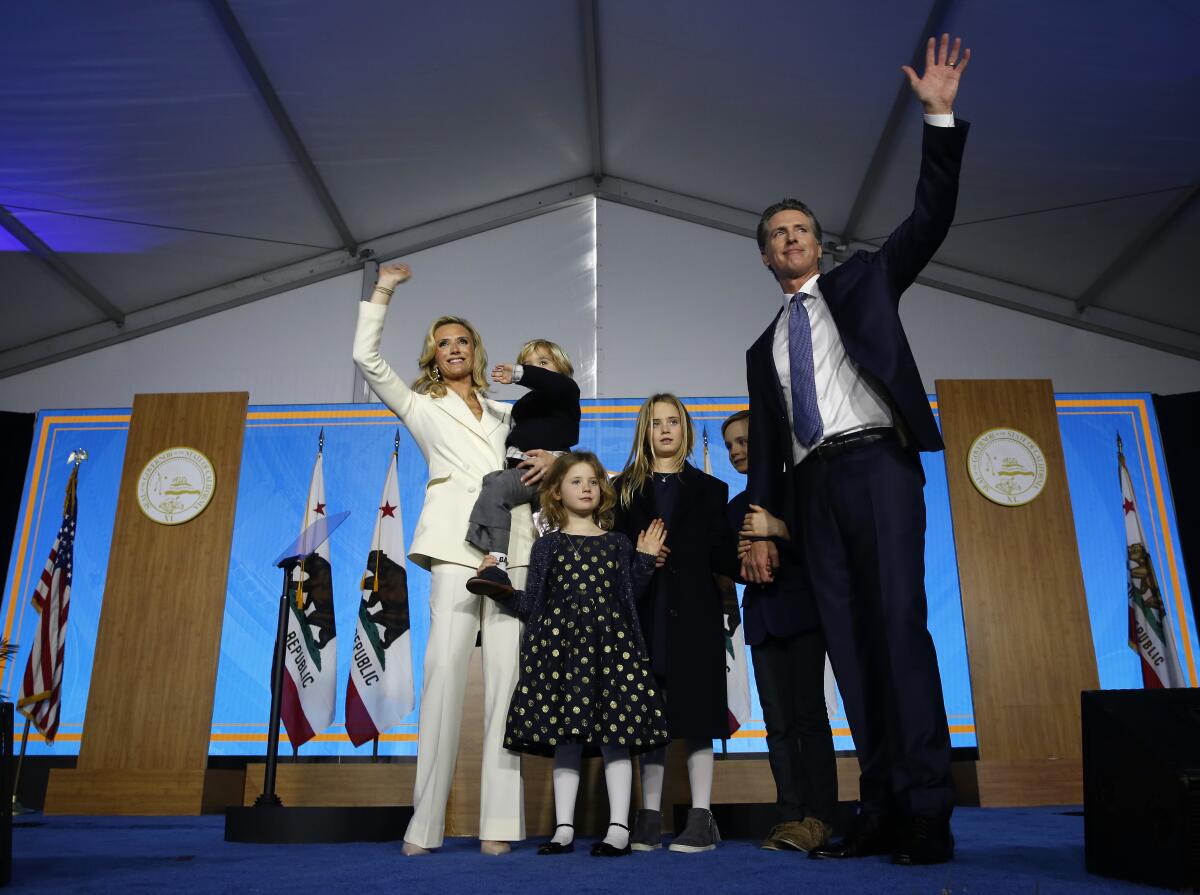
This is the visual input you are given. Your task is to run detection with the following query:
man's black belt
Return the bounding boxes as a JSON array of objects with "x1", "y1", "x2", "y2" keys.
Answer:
[{"x1": 808, "y1": 427, "x2": 895, "y2": 460}]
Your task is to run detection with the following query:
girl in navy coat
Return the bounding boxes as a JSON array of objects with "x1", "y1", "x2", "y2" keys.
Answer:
[{"x1": 612, "y1": 393, "x2": 733, "y2": 853}]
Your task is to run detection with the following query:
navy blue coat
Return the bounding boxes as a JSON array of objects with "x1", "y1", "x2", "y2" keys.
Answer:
[
  {"x1": 746, "y1": 121, "x2": 970, "y2": 528},
  {"x1": 612, "y1": 463, "x2": 732, "y2": 740}
]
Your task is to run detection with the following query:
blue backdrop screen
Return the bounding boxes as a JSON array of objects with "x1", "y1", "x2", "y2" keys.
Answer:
[{"x1": 2, "y1": 394, "x2": 1195, "y2": 755}]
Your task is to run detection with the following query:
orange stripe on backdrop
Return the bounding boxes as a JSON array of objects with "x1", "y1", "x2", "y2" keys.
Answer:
[
  {"x1": 247, "y1": 409, "x2": 394, "y2": 421},
  {"x1": 21, "y1": 734, "x2": 82, "y2": 744},
  {"x1": 731, "y1": 724, "x2": 975, "y2": 739},
  {"x1": 11, "y1": 733, "x2": 421, "y2": 745},
  {"x1": 584, "y1": 404, "x2": 748, "y2": 415},
  {"x1": 210, "y1": 733, "x2": 419, "y2": 743}
]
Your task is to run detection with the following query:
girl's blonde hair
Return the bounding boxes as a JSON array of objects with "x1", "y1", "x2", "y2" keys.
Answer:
[
  {"x1": 413, "y1": 315, "x2": 489, "y2": 397},
  {"x1": 539, "y1": 451, "x2": 615, "y2": 531},
  {"x1": 517, "y1": 339, "x2": 574, "y2": 377},
  {"x1": 619, "y1": 393, "x2": 695, "y2": 509}
]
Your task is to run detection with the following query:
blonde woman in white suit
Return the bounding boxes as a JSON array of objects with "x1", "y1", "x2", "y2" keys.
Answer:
[{"x1": 353, "y1": 261, "x2": 550, "y2": 856}]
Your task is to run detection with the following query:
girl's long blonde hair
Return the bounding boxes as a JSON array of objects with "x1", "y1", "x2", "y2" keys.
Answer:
[
  {"x1": 539, "y1": 451, "x2": 616, "y2": 531},
  {"x1": 413, "y1": 315, "x2": 489, "y2": 397},
  {"x1": 619, "y1": 393, "x2": 695, "y2": 509}
]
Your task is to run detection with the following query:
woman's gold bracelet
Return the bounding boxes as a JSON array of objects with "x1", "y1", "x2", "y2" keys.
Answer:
[{"x1": 373, "y1": 284, "x2": 395, "y2": 296}]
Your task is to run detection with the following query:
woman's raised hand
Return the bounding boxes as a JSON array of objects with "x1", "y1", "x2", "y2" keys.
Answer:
[
  {"x1": 368, "y1": 263, "x2": 412, "y2": 306},
  {"x1": 637, "y1": 518, "x2": 668, "y2": 558},
  {"x1": 378, "y1": 262, "x2": 412, "y2": 288}
]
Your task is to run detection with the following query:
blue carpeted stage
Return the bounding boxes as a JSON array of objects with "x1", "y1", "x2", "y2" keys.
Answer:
[{"x1": 6, "y1": 806, "x2": 1167, "y2": 893}]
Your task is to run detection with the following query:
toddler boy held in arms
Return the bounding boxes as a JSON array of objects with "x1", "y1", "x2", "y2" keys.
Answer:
[{"x1": 466, "y1": 339, "x2": 581, "y2": 597}]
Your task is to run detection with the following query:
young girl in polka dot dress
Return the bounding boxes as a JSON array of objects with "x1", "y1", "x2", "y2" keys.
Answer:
[{"x1": 476, "y1": 451, "x2": 669, "y2": 856}]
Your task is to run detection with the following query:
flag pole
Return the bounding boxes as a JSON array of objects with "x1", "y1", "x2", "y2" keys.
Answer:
[
  {"x1": 10, "y1": 717, "x2": 30, "y2": 816},
  {"x1": 256, "y1": 558, "x2": 296, "y2": 807},
  {"x1": 371, "y1": 736, "x2": 379, "y2": 761}
]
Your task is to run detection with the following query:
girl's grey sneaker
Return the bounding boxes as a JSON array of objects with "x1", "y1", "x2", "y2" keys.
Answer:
[
  {"x1": 629, "y1": 808, "x2": 662, "y2": 851},
  {"x1": 668, "y1": 807, "x2": 720, "y2": 853}
]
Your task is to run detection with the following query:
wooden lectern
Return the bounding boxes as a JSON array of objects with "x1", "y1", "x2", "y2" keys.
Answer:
[
  {"x1": 936, "y1": 379, "x2": 1099, "y2": 806},
  {"x1": 45, "y1": 392, "x2": 248, "y2": 814}
]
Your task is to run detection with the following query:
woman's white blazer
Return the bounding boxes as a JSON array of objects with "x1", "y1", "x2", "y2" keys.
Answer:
[{"x1": 352, "y1": 301, "x2": 534, "y2": 571}]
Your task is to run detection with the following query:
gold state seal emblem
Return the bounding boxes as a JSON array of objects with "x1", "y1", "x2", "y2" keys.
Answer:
[
  {"x1": 966, "y1": 428, "x2": 1047, "y2": 507},
  {"x1": 137, "y1": 446, "x2": 217, "y2": 525}
]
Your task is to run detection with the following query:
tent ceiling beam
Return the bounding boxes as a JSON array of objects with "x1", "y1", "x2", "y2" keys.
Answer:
[
  {"x1": 0, "y1": 204, "x2": 126, "y2": 328},
  {"x1": 5, "y1": 175, "x2": 1199, "y2": 381},
  {"x1": 839, "y1": 0, "x2": 957, "y2": 243},
  {"x1": 1073, "y1": 182, "x2": 1200, "y2": 313},
  {"x1": 207, "y1": 0, "x2": 358, "y2": 256},
  {"x1": 0, "y1": 179, "x2": 599, "y2": 381},
  {"x1": 596, "y1": 182, "x2": 1200, "y2": 360},
  {"x1": 582, "y1": 0, "x2": 604, "y2": 182}
]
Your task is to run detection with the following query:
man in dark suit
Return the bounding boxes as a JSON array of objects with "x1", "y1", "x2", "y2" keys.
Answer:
[
  {"x1": 723, "y1": 411, "x2": 837, "y2": 853},
  {"x1": 742, "y1": 34, "x2": 971, "y2": 866}
]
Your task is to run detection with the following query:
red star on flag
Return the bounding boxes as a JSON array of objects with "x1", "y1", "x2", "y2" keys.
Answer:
[
  {"x1": 380, "y1": 501, "x2": 397, "y2": 518},
  {"x1": 313, "y1": 502, "x2": 326, "y2": 516},
  {"x1": 1122, "y1": 498, "x2": 1134, "y2": 515}
]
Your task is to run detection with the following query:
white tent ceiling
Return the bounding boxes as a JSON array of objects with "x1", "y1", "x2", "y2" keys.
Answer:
[{"x1": 2, "y1": 0, "x2": 1197, "y2": 380}]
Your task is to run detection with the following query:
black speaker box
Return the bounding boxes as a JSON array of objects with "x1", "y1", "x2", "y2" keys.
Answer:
[
  {"x1": 1082, "y1": 688, "x2": 1200, "y2": 890},
  {"x1": 0, "y1": 702, "x2": 12, "y2": 887}
]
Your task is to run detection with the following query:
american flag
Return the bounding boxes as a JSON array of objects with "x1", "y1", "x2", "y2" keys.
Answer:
[{"x1": 17, "y1": 465, "x2": 78, "y2": 743}]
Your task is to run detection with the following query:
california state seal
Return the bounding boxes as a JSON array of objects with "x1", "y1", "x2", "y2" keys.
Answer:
[
  {"x1": 966, "y1": 428, "x2": 1048, "y2": 507},
  {"x1": 137, "y1": 446, "x2": 217, "y2": 525}
]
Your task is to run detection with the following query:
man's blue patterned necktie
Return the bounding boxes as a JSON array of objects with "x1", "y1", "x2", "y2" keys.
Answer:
[{"x1": 789, "y1": 293, "x2": 823, "y2": 448}]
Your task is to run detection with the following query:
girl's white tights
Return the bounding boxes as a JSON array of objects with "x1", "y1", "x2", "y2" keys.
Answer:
[
  {"x1": 638, "y1": 739, "x2": 714, "y2": 812},
  {"x1": 551, "y1": 743, "x2": 635, "y2": 848}
]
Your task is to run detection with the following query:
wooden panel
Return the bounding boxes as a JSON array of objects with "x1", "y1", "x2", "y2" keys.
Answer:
[
  {"x1": 242, "y1": 763, "x2": 416, "y2": 808},
  {"x1": 201, "y1": 768, "x2": 246, "y2": 813},
  {"x1": 230, "y1": 753, "x2": 1074, "y2": 822},
  {"x1": 972, "y1": 759, "x2": 1082, "y2": 807},
  {"x1": 936, "y1": 380, "x2": 1098, "y2": 761},
  {"x1": 45, "y1": 769, "x2": 242, "y2": 815},
  {"x1": 77, "y1": 392, "x2": 247, "y2": 773},
  {"x1": 711, "y1": 755, "x2": 861, "y2": 805}
]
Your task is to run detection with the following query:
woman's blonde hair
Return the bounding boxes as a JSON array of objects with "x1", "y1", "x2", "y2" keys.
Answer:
[
  {"x1": 539, "y1": 451, "x2": 615, "y2": 531},
  {"x1": 517, "y1": 339, "x2": 574, "y2": 377},
  {"x1": 619, "y1": 393, "x2": 695, "y2": 509},
  {"x1": 413, "y1": 315, "x2": 489, "y2": 397}
]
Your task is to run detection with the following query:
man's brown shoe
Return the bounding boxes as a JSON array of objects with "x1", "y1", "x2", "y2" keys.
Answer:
[
  {"x1": 761, "y1": 818, "x2": 832, "y2": 852},
  {"x1": 760, "y1": 823, "x2": 787, "y2": 850}
]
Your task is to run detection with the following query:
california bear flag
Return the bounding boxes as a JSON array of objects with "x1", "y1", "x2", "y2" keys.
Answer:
[
  {"x1": 1120, "y1": 433, "x2": 1186, "y2": 688},
  {"x1": 345, "y1": 434, "x2": 414, "y2": 746},
  {"x1": 280, "y1": 433, "x2": 338, "y2": 748}
]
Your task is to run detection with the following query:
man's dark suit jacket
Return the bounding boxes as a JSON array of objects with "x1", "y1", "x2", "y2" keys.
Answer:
[
  {"x1": 725, "y1": 489, "x2": 819, "y2": 646},
  {"x1": 745, "y1": 121, "x2": 970, "y2": 527}
]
